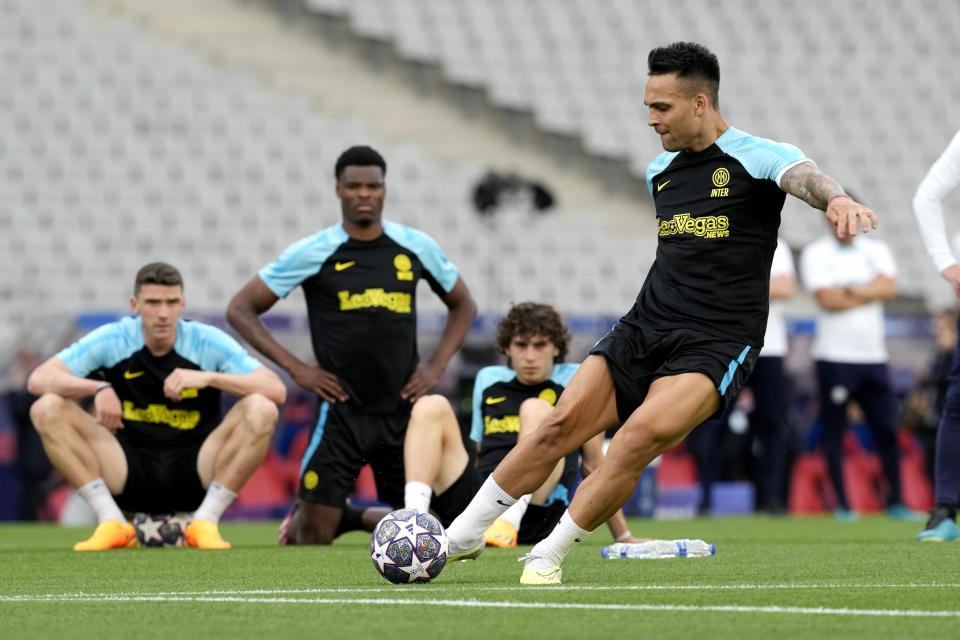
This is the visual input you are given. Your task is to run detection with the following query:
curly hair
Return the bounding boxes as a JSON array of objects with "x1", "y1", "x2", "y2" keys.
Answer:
[{"x1": 495, "y1": 302, "x2": 570, "y2": 363}]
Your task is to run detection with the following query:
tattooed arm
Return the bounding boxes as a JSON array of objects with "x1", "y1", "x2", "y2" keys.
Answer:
[{"x1": 780, "y1": 161, "x2": 879, "y2": 239}]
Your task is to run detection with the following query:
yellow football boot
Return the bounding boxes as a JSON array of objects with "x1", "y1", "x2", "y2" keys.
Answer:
[
  {"x1": 73, "y1": 520, "x2": 137, "y2": 552},
  {"x1": 519, "y1": 555, "x2": 563, "y2": 585},
  {"x1": 184, "y1": 519, "x2": 231, "y2": 550},
  {"x1": 484, "y1": 519, "x2": 519, "y2": 548}
]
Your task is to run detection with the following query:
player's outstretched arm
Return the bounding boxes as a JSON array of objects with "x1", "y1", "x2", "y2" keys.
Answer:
[
  {"x1": 163, "y1": 366, "x2": 286, "y2": 405},
  {"x1": 780, "y1": 162, "x2": 878, "y2": 239},
  {"x1": 228, "y1": 276, "x2": 348, "y2": 403},
  {"x1": 400, "y1": 277, "x2": 477, "y2": 402}
]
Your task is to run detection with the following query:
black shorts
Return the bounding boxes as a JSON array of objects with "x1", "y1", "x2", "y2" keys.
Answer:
[
  {"x1": 299, "y1": 401, "x2": 408, "y2": 509},
  {"x1": 589, "y1": 322, "x2": 758, "y2": 422},
  {"x1": 431, "y1": 464, "x2": 483, "y2": 528},
  {"x1": 114, "y1": 440, "x2": 207, "y2": 513}
]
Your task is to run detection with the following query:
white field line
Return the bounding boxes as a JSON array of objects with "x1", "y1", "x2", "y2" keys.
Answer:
[
  {"x1": 1, "y1": 593, "x2": 959, "y2": 618},
  {"x1": 3, "y1": 582, "x2": 958, "y2": 599}
]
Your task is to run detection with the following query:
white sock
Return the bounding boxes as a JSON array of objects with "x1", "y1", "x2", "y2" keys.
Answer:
[
  {"x1": 76, "y1": 478, "x2": 126, "y2": 524},
  {"x1": 529, "y1": 510, "x2": 591, "y2": 566},
  {"x1": 446, "y1": 476, "x2": 516, "y2": 545},
  {"x1": 404, "y1": 481, "x2": 433, "y2": 513},
  {"x1": 192, "y1": 481, "x2": 237, "y2": 524},
  {"x1": 499, "y1": 494, "x2": 532, "y2": 530}
]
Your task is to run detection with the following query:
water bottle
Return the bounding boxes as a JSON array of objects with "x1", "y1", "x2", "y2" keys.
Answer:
[{"x1": 600, "y1": 539, "x2": 716, "y2": 559}]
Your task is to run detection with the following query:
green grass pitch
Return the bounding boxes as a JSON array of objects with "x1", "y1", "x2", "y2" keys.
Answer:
[{"x1": 1, "y1": 516, "x2": 956, "y2": 639}]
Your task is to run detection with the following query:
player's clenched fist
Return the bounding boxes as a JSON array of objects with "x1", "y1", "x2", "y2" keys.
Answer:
[{"x1": 164, "y1": 368, "x2": 209, "y2": 401}]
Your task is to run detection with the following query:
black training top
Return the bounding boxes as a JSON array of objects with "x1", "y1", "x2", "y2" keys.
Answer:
[
  {"x1": 259, "y1": 221, "x2": 459, "y2": 413},
  {"x1": 629, "y1": 126, "x2": 808, "y2": 345},
  {"x1": 57, "y1": 317, "x2": 262, "y2": 447}
]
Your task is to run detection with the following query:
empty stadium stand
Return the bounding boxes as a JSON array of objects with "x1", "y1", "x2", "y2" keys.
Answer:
[{"x1": 3, "y1": 0, "x2": 960, "y2": 359}]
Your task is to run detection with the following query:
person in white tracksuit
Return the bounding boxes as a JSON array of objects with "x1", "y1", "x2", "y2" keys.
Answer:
[{"x1": 912, "y1": 128, "x2": 960, "y2": 542}]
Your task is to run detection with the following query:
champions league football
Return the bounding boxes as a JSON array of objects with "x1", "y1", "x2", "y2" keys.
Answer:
[
  {"x1": 370, "y1": 509, "x2": 448, "y2": 584},
  {"x1": 133, "y1": 513, "x2": 192, "y2": 548}
]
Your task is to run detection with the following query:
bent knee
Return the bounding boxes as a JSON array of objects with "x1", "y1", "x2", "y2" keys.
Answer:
[
  {"x1": 519, "y1": 398, "x2": 552, "y2": 421},
  {"x1": 29, "y1": 393, "x2": 70, "y2": 430},
  {"x1": 617, "y1": 421, "x2": 683, "y2": 459},
  {"x1": 528, "y1": 411, "x2": 574, "y2": 451},
  {"x1": 291, "y1": 523, "x2": 335, "y2": 545},
  {"x1": 293, "y1": 513, "x2": 337, "y2": 545},
  {"x1": 410, "y1": 394, "x2": 453, "y2": 424},
  {"x1": 239, "y1": 394, "x2": 279, "y2": 436}
]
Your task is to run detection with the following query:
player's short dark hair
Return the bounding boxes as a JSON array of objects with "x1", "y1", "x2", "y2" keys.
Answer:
[
  {"x1": 648, "y1": 42, "x2": 721, "y2": 108},
  {"x1": 495, "y1": 302, "x2": 570, "y2": 364},
  {"x1": 335, "y1": 145, "x2": 387, "y2": 179},
  {"x1": 134, "y1": 262, "x2": 183, "y2": 295}
]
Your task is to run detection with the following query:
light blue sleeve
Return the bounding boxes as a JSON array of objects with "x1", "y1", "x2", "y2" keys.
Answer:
[
  {"x1": 56, "y1": 317, "x2": 142, "y2": 377},
  {"x1": 646, "y1": 151, "x2": 678, "y2": 198},
  {"x1": 469, "y1": 366, "x2": 515, "y2": 443},
  {"x1": 716, "y1": 127, "x2": 809, "y2": 187},
  {"x1": 257, "y1": 225, "x2": 348, "y2": 298},
  {"x1": 175, "y1": 321, "x2": 263, "y2": 374},
  {"x1": 549, "y1": 363, "x2": 580, "y2": 388},
  {"x1": 383, "y1": 221, "x2": 459, "y2": 293}
]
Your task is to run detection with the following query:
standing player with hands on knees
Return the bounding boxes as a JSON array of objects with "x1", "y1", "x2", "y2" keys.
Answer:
[
  {"x1": 228, "y1": 145, "x2": 476, "y2": 545},
  {"x1": 912, "y1": 127, "x2": 960, "y2": 542},
  {"x1": 28, "y1": 263, "x2": 287, "y2": 551},
  {"x1": 442, "y1": 41, "x2": 879, "y2": 584}
]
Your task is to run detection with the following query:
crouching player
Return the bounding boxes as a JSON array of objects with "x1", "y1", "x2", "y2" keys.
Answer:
[
  {"x1": 28, "y1": 263, "x2": 287, "y2": 550},
  {"x1": 403, "y1": 303, "x2": 640, "y2": 547}
]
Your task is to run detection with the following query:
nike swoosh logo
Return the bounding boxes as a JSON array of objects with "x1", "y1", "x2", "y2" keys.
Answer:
[
  {"x1": 123, "y1": 371, "x2": 145, "y2": 380},
  {"x1": 485, "y1": 396, "x2": 507, "y2": 405},
  {"x1": 334, "y1": 261, "x2": 355, "y2": 271},
  {"x1": 657, "y1": 180, "x2": 671, "y2": 192},
  {"x1": 535, "y1": 568, "x2": 561, "y2": 580},
  {"x1": 496, "y1": 499, "x2": 512, "y2": 506}
]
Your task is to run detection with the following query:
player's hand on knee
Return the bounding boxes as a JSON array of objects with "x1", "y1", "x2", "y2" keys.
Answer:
[
  {"x1": 291, "y1": 363, "x2": 349, "y2": 404},
  {"x1": 163, "y1": 368, "x2": 210, "y2": 402},
  {"x1": 94, "y1": 387, "x2": 123, "y2": 430}
]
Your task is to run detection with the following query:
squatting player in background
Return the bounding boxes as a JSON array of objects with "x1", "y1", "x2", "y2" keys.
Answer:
[{"x1": 28, "y1": 263, "x2": 286, "y2": 550}]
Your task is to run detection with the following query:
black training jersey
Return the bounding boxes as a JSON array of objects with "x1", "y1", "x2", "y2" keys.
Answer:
[
  {"x1": 259, "y1": 221, "x2": 459, "y2": 413},
  {"x1": 470, "y1": 364, "x2": 579, "y2": 500},
  {"x1": 56, "y1": 317, "x2": 263, "y2": 447},
  {"x1": 631, "y1": 127, "x2": 808, "y2": 345}
]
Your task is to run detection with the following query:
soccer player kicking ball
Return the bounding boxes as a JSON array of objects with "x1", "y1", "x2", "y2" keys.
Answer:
[
  {"x1": 28, "y1": 263, "x2": 286, "y2": 550},
  {"x1": 443, "y1": 41, "x2": 879, "y2": 584}
]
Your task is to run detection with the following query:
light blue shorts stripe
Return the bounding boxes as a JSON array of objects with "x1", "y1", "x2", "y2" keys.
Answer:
[
  {"x1": 300, "y1": 402, "x2": 330, "y2": 477},
  {"x1": 718, "y1": 345, "x2": 751, "y2": 396}
]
